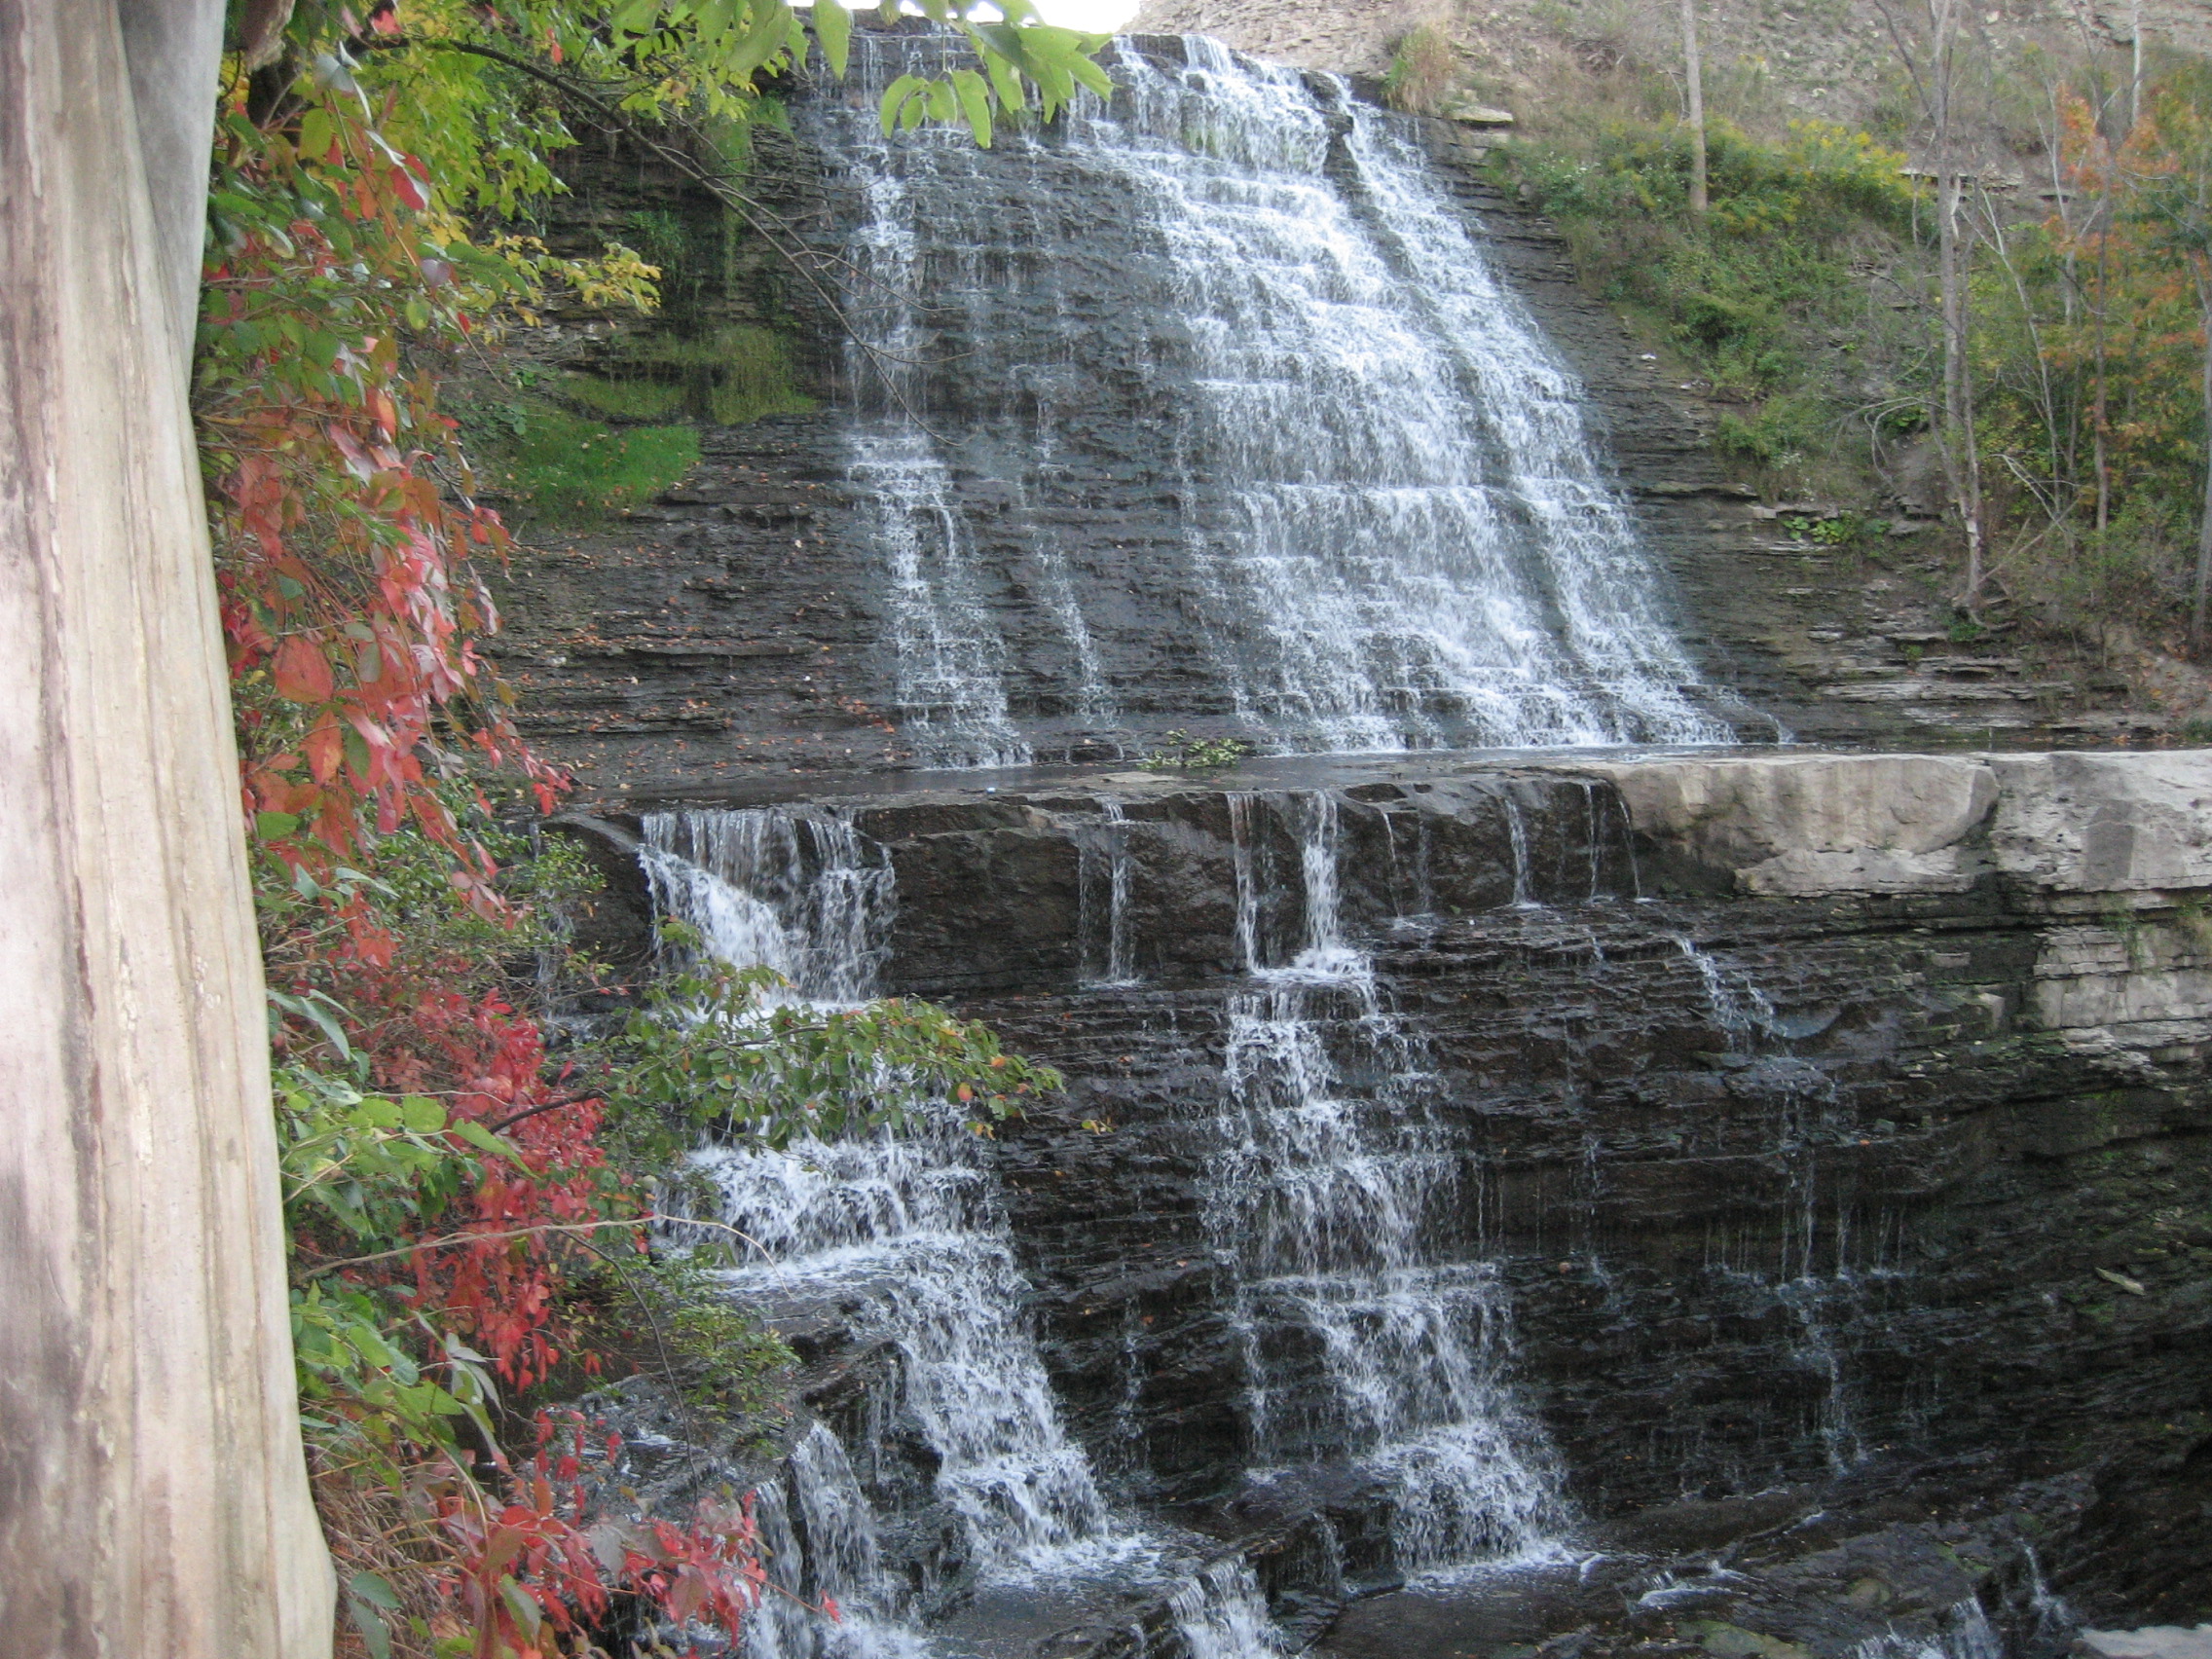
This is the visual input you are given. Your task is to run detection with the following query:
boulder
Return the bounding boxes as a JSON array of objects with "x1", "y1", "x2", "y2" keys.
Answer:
[
  {"x1": 2074, "y1": 1629, "x2": 2212, "y2": 1659},
  {"x1": 1444, "y1": 97, "x2": 1516, "y2": 126}
]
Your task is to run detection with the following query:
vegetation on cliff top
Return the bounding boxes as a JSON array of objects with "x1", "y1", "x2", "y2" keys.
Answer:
[{"x1": 1439, "y1": 11, "x2": 2212, "y2": 668}]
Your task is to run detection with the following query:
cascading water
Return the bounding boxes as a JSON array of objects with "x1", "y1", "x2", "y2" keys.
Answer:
[
  {"x1": 1209, "y1": 793, "x2": 1566, "y2": 1575},
  {"x1": 640, "y1": 809, "x2": 1280, "y2": 1656},
  {"x1": 1079, "y1": 799, "x2": 1138, "y2": 988},
  {"x1": 641, "y1": 807, "x2": 892, "y2": 1003},
  {"x1": 808, "y1": 33, "x2": 1739, "y2": 764},
  {"x1": 1674, "y1": 934, "x2": 1889, "y2": 1475}
]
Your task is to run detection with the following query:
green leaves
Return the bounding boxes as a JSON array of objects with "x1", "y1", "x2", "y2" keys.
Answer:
[
  {"x1": 879, "y1": 73, "x2": 925, "y2": 133},
  {"x1": 598, "y1": 921, "x2": 1061, "y2": 1152},
  {"x1": 951, "y1": 69, "x2": 993, "y2": 149},
  {"x1": 812, "y1": 0, "x2": 853, "y2": 79},
  {"x1": 343, "y1": 1572, "x2": 399, "y2": 1659},
  {"x1": 864, "y1": 7, "x2": 1110, "y2": 142},
  {"x1": 275, "y1": 1061, "x2": 522, "y2": 1249}
]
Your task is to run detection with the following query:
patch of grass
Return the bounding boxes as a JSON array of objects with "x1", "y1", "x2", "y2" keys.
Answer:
[
  {"x1": 1717, "y1": 391, "x2": 1832, "y2": 466},
  {"x1": 1383, "y1": 23, "x2": 1458, "y2": 115},
  {"x1": 1494, "y1": 118, "x2": 1924, "y2": 490},
  {"x1": 587, "y1": 323, "x2": 816, "y2": 428},
  {"x1": 560, "y1": 372, "x2": 688, "y2": 422},
  {"x1": 476, "y1": 400, "x2": 699, "y2": 525}
]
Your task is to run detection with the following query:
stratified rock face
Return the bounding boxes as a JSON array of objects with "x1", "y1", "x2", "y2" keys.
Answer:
[
  {"x1": 485, "y1": 31, "x2": 2153, "y2": 797},
  {"x1": 572, "y1": 751, "x2": 2212, "y2": 1641}
]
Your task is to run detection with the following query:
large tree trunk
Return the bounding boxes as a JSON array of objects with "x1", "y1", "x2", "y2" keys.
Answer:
[{"x1": 0, "y1": 2, "x2": 333, "y2": 1655}]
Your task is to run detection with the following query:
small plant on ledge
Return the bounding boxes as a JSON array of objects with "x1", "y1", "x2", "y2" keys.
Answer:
[{"x1": 1139, "y1": 730, "x2": 1256, "y2": 772}]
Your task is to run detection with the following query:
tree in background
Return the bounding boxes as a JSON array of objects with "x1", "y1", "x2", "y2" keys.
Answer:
[
  {"x1": 2116, "y1": 70, "x2": 2212, "y2": 645},
  {"x1": 1966, "y1": 57, "x2": 2212, "y2": 654},
  {"x1": 1681, "y1": 0, "x2": 1708, "y2": 218},
  {"x1": 1878, "y1": 0, "x2": 1989, "y2": 609}
]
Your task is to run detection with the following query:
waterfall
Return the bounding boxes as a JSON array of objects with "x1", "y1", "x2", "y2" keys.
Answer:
[
  {"x1": 1674, "y1": 934, "x2": 1880, "y2": 1475},
  {"x1": 641, "y1": 808, "x2": 1280, "y2": 1655},
  {"x1": 807, "y1": 33, "x2": 1738, "y2": 764},
  {"x1": 640, "y1": 807, "x2": 893, "y2": 1004},
  {"x1": 746, "y1": 1426, "x2": 933, "y2": 1659},
  {"x1": 1210, "y1": 793, "x2": 1566, "y2": 1576},
  {"x1": 1854, "y1": 1600, "x2": 2006, "y2": 1659},
  {"x1": 1080, "y1": 798, "x2": 1139, "y2": 987}
]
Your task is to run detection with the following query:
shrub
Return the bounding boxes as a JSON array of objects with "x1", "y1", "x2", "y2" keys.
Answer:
[{"x1": 1383, "y1": 24, "x2": 1458, "y2": 116}]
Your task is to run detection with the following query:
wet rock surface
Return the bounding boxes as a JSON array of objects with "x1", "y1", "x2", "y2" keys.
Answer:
[
  {"x1": 496, "y1": 34, "x2": 2201, "y2": 1656},
  {"x1": 558, "y1": 751, "x2": 2212, "y2": 1652},
  {"x1": 484, "y1": 42, "x2": 2148, "y2": 802}
]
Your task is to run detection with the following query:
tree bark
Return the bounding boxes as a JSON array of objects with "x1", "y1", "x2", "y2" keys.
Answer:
[
  {"x1": 1682, "y1": 0, "x2": 1708, "y2": 218},
  {"x1": 2193, "y1": 274, "x2": 2212, "y2": 649},
  {"x1": 1925, "y1": 0, "x2": 1984, "y2": 608},
  {"x1": 0, "y1": 2, "x2": 333, "y2": 1654},
  {"x1": 1939, "y1": 167, "x2": 1986, "y2": 606}
]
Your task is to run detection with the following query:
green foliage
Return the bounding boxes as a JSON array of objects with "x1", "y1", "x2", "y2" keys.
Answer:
[
  {"x1": 474, "y1": 400, "x2": 701, "y2": 523},
  {"x1": 254, "y1": 783, "x2": 602, "y2": 1000},
  {"x1": 580, "y1": 1253, "x2": 798, "y2": 1417},
  {"x1": 1964, "y1": 62, "x2": 2212, "y2": 646},
  {"x1": 1383, "y1": 24, "x2": 1458, "y2": 116},
  {"x1": 1780, "y1": 512, "x2": 1876, "y2": 546},
  {"x1": 1497, "y1": 117, "x2": 1921, "y2": 477},
  {"x1": 1716, "y1": 392, "x2": 1834, "y2": 465},
  {"x1": 1138, "y1": 730, "x2": 1256, "y2": 772},
  {"x1": 277, "y1": 1066, "x2": 515, "y2": 1472},
  {"x1": 600, "y1": 921, "x2": 1061, "y2": 1156},
  {"x1": 580, "y1": 322, "x2": 818, "y2": 427},
  {"x1": 226, "y1": 3, "x2": 1105, "y2": 1649},
  {"x1": 560, "y1": 372, "x2": 690, "y2": 421}
]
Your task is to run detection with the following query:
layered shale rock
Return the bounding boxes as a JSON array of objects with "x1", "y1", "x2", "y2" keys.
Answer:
[{"x1": 563, "y1": 750, "x2": 2212, "y2": 1649}]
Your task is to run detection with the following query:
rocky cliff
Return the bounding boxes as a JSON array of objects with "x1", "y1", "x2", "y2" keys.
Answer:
[
  {"x1": 481, "y1": 31, "x2": 2151, "y2": 802},
  {"x1": 481, "y1": 32, "x2": 2212, "y2": 1655},
  {"x1": 561, "y1": 748, "x2": 2212, "y2": 1654}
]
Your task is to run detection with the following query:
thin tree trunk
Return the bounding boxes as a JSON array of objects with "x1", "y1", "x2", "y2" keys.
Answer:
[
  {"x1": 2129, "y1": 0, "x2": 2144, "y2": 135},
  {"x1": 1683, "y1": 0, "x2": 1709, "y2": 217},
  {"x1": 1925, "y1": 0, "x2": 1984, "y2": 607},
  {"x1": 2094, "y1": 234, "x2": 2112, "y2": 534},
  {"x1": 2193, "y1": 274, "x2": 2212, "y2": 649},
  {"x1": 1940, "y1": 169, "x2": 1987, "y2": 606},
  {"x1": 0, "y1": 2, "x2": 334, "y2": 1653}
]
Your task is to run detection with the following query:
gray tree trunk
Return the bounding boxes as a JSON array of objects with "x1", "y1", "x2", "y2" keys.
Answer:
[
  {"x1": 1682, "y1": 0, "x2": 1708, "y2": 218},
  {"x1": 0, "y1": 2, "x2": 334, "y2": 1654},
  {"x1": 2193, "y1": 275, "x2": 2212, "y2": 649}
]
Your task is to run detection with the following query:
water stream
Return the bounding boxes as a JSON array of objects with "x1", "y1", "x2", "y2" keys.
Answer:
[
  {"x1": 1212, "y1": 794, "x2": 1566, "y2": 1577},
  {"x1": 642, "y1": 810, "x2": 1279, "y2": 1657},
  {"x1": 809, "y1": 33, "x2": 1736, "y2": 763}
]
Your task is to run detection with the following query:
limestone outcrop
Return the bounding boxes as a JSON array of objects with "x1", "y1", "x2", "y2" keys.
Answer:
[
  {"x1": 1570, "y1": 753, "x2": 2000, "y2": 896},
  {"x1": 1986, "y1": 752, "x2": 2212, "y2": 894}
]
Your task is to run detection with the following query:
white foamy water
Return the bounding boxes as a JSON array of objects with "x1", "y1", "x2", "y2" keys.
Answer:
[
  {"x1": 812, "y1": 34, "x2": 1735, "y2": 764},
  {"x1": 1211, "y1": 793, "x2": 1567, "y2": 1576},
  {"x1": 643, "y1": 808, "x2": 1281, "y2": 1655}
]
